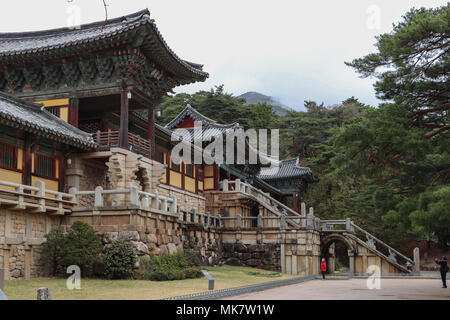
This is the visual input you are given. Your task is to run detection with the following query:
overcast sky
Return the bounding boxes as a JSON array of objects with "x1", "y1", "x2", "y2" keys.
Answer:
[{"x1": 0, "y1": 0, "x2": 446, "y2": 110}]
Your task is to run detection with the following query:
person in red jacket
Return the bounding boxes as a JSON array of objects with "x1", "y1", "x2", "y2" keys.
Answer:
[{"x1": 320, "y1": 258, "x2": 327, "y2": 279}]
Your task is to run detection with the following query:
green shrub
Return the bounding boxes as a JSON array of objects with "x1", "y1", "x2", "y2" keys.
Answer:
[
  {"x1": 41, "y1": 222, "x2": 102, "y2": 277},
  {"x1": 184, "y1": 250, "x2": 201, "y2": 266},
  {"x1": 142, "y1": 252, "x2": 203, "y2": 281},
  {"x1": 104, "y1": 240, "x2": 137, "y2": 279},
  {"x1": 60, "y1": 222, "x2": 102, "y2": 276},
  {"x1": 184, "y1": 267, "x2": 203, "y2": 279},
  {"x1": 40, "y1": 226, "x2": 66, "y2": 276}
]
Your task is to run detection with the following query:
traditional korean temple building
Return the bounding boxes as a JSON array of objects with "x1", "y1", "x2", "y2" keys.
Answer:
[
  {"x1": 0, "y1": 91, "x2": 94, "y2": 192},
  {"x1": 0, "y1": 9, "x2": 208, "y2": 159},
  {"x1": 0, "y1": 9, "x2": 355, "y2": 282},
  {"x1": 258, "y1": 158, "x2": 317, "y2": 212}
]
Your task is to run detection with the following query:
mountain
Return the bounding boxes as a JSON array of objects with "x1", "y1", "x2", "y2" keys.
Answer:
[{"x1": 238, "y1": 92, "x2": 293, "y2": 116}]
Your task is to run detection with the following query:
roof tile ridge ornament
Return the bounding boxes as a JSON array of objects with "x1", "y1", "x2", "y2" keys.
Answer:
[{"x1": 122, "y1": 9, "x2": 151, "y2": 24}]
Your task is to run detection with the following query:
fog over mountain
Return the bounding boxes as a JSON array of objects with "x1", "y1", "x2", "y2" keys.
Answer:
[{"x1": 238, "y1": 92, "x2": 293, "y2": 116}]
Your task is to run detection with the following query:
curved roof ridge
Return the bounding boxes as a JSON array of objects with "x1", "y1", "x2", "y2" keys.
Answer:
[
  {"x1": 165, "y1": 104, "x2": 240, "y2": 130},
  {"x1": 0, "y1": 9, "x2": 150, "y2": 39},
  {"x1": 0, "y1": 9, "x2": 208, "y2": 80}
]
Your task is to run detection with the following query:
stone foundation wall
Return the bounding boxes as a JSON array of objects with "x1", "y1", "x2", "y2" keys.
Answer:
[
  {"x1": 64, "y1": 209, "x2": 184, "y2": 272},
  {"x1": 158, "y1": 184, "x2": 206, "y2": 214},
  {"x1": 222, "y1": 241, "x2": 281, "y2": 271},
  {"x1": 0, "y1": 208, "x2": 59, "y2": 280},
  {"x1": 182, "y1": 226, "x2": 222, "y2": 265}
]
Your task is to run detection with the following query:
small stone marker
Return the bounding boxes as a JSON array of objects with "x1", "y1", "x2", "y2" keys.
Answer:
[
  {"x1": 0, "y1": 289, "x2": 7, "y2": 300},
  {"x1": 0, "y1": 268, "x2": 4, "y2": 291},
  {"x1": 37, "y1": 287, "x2": 52, "y2": 300},
  {"x1": 201, "y1": 270, "x2": 214, "y2": 291}
]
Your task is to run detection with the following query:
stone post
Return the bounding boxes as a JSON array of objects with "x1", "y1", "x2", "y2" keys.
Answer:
[
  {"x1": 301, "y1": 202, "x2": 306, "y2": 227},
  {"x1": 280, "y1": 215, "x2": 286, "y2": 230},
  {"x1": 0, "y1": 268, "x2": 4, "y2": 291},
  {"x1": 206, "y1": 214, "x2": 211, "y2": 229},
  {"x1": 348, "y1": 251, "x2": 355, "y2": 275},
  {"x1": 257, "y1": 214, "x2": 263, "y2": 228},
  {"x1": 94, "y1": 186, "x2": 104, "y2": 207},
  {"x1": 169, "y1": 196, "x2": 178, "y2": 214},
  {"x1": 345, "y1": 218, "x2": 352, "y2": 232},
  {"x1": 152, "y1": 191, "x2": 159, "y2": 210},
  {"x1": 236, "y1": 214, "x2": 242, "y2": 229},
  {"x1": 223, "y1": 179, "x2": 228, "y2": 192},
  {"x1": 141, "y1": 194, "x2": 150, "y2": 210},
  {"x1": 413, "y1": 247, "x2": 420, "y2": 273},
  {"x1": 35, "y1": 180, "x2": 46, "y2": 212},
  {"x1": 235, "y1": 179, "x2": 241, "y2": 192},
  {"x1": 37, "y1": 287, "x2": 51, "y2": 300},
  {"x1": 192, "y1": 209, "x2": 197, "y2": 224},
  {"x1": 129, "y1": 186, "x2": 139, "y2": 207},
  {"x1": 69, "y1": 187, "x2": 78, "y2": 205}
]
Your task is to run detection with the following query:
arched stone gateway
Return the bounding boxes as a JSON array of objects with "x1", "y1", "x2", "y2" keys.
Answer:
[
  {"x1": 319, "y1": 231, "x2": 408, "y2": 275},
  {"x1": 320, "y1": 233, "x2": 357, "y2": 274}
]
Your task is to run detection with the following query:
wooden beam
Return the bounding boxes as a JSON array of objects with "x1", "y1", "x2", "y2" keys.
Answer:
[{"x1": 119, "y1": 89, "x2": 129, "y2": 149}]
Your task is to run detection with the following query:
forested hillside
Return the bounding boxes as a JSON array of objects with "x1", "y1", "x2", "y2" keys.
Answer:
[{"x1": 155, "y1": 4, "x2": 449, "y2": 249}]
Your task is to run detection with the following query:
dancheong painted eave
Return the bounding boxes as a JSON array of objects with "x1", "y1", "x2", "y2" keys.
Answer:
[
  {"x1": 0, "y1": 91, "x2": 95, "y2": 149},
  {"x1": 0, "y1": 9, "x2": 209, "y2": 82}
]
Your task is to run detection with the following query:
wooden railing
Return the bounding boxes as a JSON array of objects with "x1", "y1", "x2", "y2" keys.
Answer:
[
  {"x1": 93, "y1": 131, "x2": 151, "y2": 158},
  {"x1": 0, "y1": 180, "x2": 76, "y2": 215}
]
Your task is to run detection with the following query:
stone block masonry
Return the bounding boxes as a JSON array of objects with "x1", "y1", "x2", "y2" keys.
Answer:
[{"x1": 0, "y1": 208, "x2": 59, "y2": 280}]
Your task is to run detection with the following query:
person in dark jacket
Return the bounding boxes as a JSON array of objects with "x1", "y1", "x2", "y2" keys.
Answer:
[
  {"x1": 435, "y1": 256, "x2": 448, "y2": 288},
  {"x1": 320, "y1": 258, "x2": 327, "y2": 280}
]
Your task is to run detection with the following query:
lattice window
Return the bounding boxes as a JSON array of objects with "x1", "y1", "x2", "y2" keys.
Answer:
[
  {"x1": 171, "y1": 160, "x2": 180, "y2": 172},
  {"x1": 46, "y1": 107, "x2": 61, "y2": 117},
  {"x1": 0, "y1": 142, "x2": 17, "y2": 170},
  {"x1": 35, "y1": 154, "x2": 56, "y2": 179},
  {"x1": 185, "y1": 164, "x2": 194, "y2": 178}
]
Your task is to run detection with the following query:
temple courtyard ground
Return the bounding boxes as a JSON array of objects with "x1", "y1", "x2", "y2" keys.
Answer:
[
  {"x1": 3, "y1": 266, "x2": 294, "y2": 300},
  {"x1": 224, "y1": 278, "x2": 450, "y2": 300}
]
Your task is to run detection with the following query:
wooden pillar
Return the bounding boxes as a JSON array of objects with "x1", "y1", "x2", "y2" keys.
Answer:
[
  {"x1": 119, "y1": 89, "x2": 129, "y2": 149},
  {"x1": 22, "y1": 133, "x2": 32, "y2": 187},
  {"x1": 147, "y1": 106, "x2": 155, "y2": 160},
  {"x1": 292, "y1": 193, "x2": 297, "y2": 212},
  {"x1": 195, "y1": 166, "x2": 199, "y2": 194},
  {"x1": 68, "y1": 95, "x2": 79, "y2": 128},
  {"x1": 214, "y1": 166, "x2": 220, "y2": 190}
]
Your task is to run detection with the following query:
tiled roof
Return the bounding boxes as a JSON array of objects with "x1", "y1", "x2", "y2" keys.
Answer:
[
  {"x1": 165, "y1": 104, "x2": 240, "y2": 142},
  {"x1": 0, "y1": 91, "x2": 95, "y2": 149},
  {"x1": 258, "y1": 158, "x2": 314, "y2": 181},
  {"x1": 0, "y1": 9, "x2": 208, "y2": 80}
]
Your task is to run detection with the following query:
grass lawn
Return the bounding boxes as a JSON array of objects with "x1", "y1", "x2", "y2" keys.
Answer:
[{"x1": 3, "y1": 265, "x2": 296, "y2": 300}]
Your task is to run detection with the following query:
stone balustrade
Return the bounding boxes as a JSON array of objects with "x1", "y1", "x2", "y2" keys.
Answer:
[
  {"x1": 0, "y1": 180, "x2": 76, "y2": 215},
  {"x1": 70, "y1": 186, "x2": 178, "y2": 217}
]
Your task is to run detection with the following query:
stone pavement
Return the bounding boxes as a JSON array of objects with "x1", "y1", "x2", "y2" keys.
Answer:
[{"x1": 223, "y1": 278, "x2": 450, "y2": 300}]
